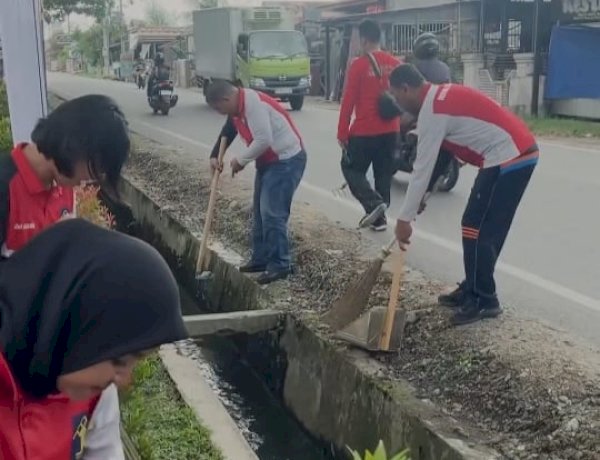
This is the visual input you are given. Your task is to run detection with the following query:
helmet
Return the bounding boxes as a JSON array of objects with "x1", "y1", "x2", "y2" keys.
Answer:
[{"x1": 413, "y1": 32, "x2": 440, "y2": 59}]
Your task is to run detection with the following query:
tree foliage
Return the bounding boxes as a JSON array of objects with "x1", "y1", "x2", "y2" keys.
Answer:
[
  {"x1": 144, "y1": 1, "x2": 175, "y2": 26},
  {"x1": 71, "y1": 26, "x2": 104, "y2": 67},
  {"x1": 71, "y1": 22, "x2": 122, "y2": 67},
  {"x1": 43, "y1": 0, "x2": 114, "y2": 23}
]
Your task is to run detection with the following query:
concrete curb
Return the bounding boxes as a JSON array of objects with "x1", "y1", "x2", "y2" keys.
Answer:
[
  {"x1": 120, "y1": 175, "x2": 501, "y2": 460},
  {"x1": 160, "y1": 345, "x2": 259, "y2": 460}
]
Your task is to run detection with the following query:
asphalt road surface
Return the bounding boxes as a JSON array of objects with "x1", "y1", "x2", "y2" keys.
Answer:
[{"x1": 48, "y1": 73, "x2": 600, "y2": 348}]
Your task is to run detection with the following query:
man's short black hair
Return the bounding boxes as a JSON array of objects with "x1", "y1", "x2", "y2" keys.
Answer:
[
  {"x1": 358, "y1": 19, "x2": 381, "y2": 44},
  {"x1": 205, "y1": 80, "x2": 236, "y2": 105},
  {"x1": 31, "y1": 95, "x2": 129, "y2": 196},
  {"x1": 390, "y1": 64, "x2": 426, "y2": 88}
]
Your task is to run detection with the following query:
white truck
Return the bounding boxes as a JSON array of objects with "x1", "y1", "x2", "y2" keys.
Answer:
[{"x1": 193, "y1": 7, "x2": 311, "y2": 111}]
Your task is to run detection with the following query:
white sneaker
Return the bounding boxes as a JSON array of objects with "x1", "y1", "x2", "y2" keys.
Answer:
[{"x1": 358, "y1": 203, "x2": 386, "y2": 228}]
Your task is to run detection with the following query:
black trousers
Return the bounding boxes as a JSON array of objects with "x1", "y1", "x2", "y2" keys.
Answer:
[
  {"x1": 341, "y1": 133, "x2": 396, "y2": 214},
  {"x1": 462, "y1": 159, "x2": 537, "y2": 299}
]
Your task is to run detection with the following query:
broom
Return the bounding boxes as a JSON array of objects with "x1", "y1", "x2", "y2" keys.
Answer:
[
  {"x1": 322, "y1": 178, "x2": 444, "y2": 331},
  {"x1": 322, "y1": 237, "x2": 397, "y2": 331}
]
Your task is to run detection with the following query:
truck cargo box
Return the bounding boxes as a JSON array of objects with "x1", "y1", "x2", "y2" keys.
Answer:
[{"x1": 193, "y1": 8, "x2": 243, "y2": 80}]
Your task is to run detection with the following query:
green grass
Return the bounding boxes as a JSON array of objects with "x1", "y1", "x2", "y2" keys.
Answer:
[
  {"x1": 120, "y1": 355, "x2": 224, "y2": 460},
  {"x1": 525, "y1": 116, "x2": 600, "y2": 138},
  {"x1": 0, "y1": 81, "x2": 12, "y2": 152}
]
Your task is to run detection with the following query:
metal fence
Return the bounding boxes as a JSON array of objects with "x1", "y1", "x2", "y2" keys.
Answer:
[{"x1": 391, "y1": 22, "x2": 453, "y2": 55}]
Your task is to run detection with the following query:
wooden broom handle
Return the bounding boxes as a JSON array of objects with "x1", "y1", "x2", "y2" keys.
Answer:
[
  {"x1": 379, "y1": 249, "x2": 404, "y2": 351},
  {"x1": 196, "y1": 136, "x2": 228, "y2": 273}
]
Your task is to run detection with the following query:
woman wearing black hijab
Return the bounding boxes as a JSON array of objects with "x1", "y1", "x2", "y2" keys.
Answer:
[{"x1": 0, "y1": 218, "x2": 187, "y2": 460}]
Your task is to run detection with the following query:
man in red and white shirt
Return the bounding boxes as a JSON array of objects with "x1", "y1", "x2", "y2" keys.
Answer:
[
  {"x1": 337, "y1": 19, "x2": 401, "y2": 232},
  {"x1": 207, "y1": 81, "x2": 307, "y2": 285},
  {"x1": 0, "y1": 95, "x2": 130, "y2": 258},
  {"x1": 389, "y1": 64, "x2": 539, "y2": 325}
]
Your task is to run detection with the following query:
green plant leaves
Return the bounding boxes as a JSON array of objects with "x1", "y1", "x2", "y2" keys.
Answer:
[{"x1": 347, "y1": 441, "x2": 410, "y2": 460}]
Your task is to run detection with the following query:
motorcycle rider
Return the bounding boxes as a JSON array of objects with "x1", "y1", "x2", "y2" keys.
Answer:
[
  {"x1": 401, "y1": 32, "x2": 455, "y2": 195},
  {"x1": 412, "y1": 32, "x2": 451, "y2": 85},
  {"x1": 147, "y1": 53, "x2": 170, "y2": 101}
]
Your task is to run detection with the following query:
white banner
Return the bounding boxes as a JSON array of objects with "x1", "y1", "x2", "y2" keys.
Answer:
[{"x1": 0, "y1": 0, "x2": 48, "y2": 143}]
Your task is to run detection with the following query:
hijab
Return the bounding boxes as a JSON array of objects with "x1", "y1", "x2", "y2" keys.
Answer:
[{"x1": 0, "y1": 218, "x2": 187, "y2": 398}]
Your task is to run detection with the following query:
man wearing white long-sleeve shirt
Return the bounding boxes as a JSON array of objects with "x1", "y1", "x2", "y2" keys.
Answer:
[
  {"x1": 207, "y1": 81, "x2": 307, "y2": 285},
  {"x1": 388, "y1": 64, "x2": 538, "y2": 326}
]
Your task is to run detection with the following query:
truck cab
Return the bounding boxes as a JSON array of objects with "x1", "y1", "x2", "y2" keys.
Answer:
[{"x1": 236, "y1": 30, "x2": 310, "y2": 111}]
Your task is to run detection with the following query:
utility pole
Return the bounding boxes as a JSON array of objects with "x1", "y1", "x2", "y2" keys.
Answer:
[
  {"x1": 102, "y1": 2, "x2": 111, "y2": 76},
  {"x1": 119, "y1": 0, "x2": 125, "y2": 57},
  {"x1": 531, "y1": 0, "x2": 542, "y2": 116},
  {"x1": 457, "y1": 0, "x2": 462, "y2": 54}
]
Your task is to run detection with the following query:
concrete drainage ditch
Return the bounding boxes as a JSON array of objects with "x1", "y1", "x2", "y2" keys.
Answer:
[{"x1": 112, "y1": 176, "x2": 500, "y2": 460}]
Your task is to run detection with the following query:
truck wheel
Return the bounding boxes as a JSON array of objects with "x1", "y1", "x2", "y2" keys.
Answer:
[
  {"x1": 290, "y1": 96, "x2": 304, "y2": 111},
  {"x1": 161, "y1": 107, "x2": 170, "y2": 116}
]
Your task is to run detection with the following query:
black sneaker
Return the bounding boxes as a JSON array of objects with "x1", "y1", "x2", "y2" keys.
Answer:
[
  {"x1": 438, "y1": 281, "x2": 468, "y2": 308},
  {"x1": 358, "y1": 203, "x2": 387, "y2": 229},
  {"x1": 451, "y1": 295, "x2": 502, "y2": 326},
  {"x1": 257, "y1": 269, "x2": 292, "y2": 285},
  {"x1": 370, "y1": 215, "x2": 387, "y2": 232},
  {"x1": 239, "y1": 262, "x2": 267, "y2": 273}
]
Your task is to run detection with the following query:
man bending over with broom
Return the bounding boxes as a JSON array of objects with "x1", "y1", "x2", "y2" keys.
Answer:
[
  {"x1": 388, "y1": 64, "x2": 538, "y2": 326},
  {"x1": 206, "y1": 80, "x2": 307, "y2": 285}
]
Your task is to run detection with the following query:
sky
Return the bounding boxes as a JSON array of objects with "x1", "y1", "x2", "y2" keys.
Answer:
[{"x1": 64, "y1": 0, "x2": 333, "y2": 31}]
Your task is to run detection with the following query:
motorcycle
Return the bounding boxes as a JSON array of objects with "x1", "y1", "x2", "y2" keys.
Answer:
[
  {"x1": 393, "y1": 127, "x2": 461, "y2": 193},
  {"x1": 148, "y1": 80, "x2": 178, "y2": 116}
]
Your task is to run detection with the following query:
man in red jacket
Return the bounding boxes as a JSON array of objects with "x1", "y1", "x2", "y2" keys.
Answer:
[{"x1": 337, "y1": 19, "x2": 401, "y2": 232}]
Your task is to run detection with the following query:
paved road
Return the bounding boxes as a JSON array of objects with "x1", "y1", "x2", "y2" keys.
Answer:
[{"x1": 48, "y1": 73, "x2": 600, "y2": 347}]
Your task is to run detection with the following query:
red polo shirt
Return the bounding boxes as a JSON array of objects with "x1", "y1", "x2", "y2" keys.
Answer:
[
  {"x1": 0, "y1": 352, "x2": 98, "y2": 460},
  {"x1": 0, "y1": 144, "x2": 75, "y2": 257}
]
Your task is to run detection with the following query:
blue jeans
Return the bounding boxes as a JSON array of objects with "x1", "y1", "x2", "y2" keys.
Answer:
[{"x1": 251, "y1": 151, "x2": 307, "y2": 272}]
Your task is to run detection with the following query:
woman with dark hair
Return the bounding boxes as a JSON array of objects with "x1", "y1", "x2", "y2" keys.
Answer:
[{"x1": 0, "y1": 219, "x2": 187, "y2": 459}]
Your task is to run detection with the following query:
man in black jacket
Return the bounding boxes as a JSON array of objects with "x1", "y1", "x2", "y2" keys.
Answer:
[{"x1": 412, "y1": 33, "x2": 451, "y2": 84}]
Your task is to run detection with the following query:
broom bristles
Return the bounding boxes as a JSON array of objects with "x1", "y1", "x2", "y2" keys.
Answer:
[{"x1": 322, "y1": 257, "x2": 385, "y2": 331}]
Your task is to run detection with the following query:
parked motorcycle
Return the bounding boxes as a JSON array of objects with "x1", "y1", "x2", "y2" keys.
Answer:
[
  {"x1": 148, "y1": 80, "x2": 178, "y2": 116},
  {"x1": 393, "y1": 127, "x2": 461, "y2": 193}
]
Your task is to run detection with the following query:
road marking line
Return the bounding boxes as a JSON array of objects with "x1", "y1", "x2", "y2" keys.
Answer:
[
  {"x1": 539, "y1": 140, "x2": 599, "y2": 154},
  {"x1": 52, "y1": 88, "x2": 600, "y2": 315},
  {"x1": 298, "y1": 181, "x2": 600, "y2": 314},
  {"x1": 134, "y1": 120, "x2": 212, "y2": 149}
]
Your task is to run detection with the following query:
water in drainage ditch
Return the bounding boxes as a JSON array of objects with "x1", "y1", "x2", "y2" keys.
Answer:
[{"x1": 178, "y1": 289, "x2": 335, "y2": 460}]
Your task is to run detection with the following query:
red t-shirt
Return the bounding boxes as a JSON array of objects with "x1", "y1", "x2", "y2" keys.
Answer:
[
  {"x1": 0, "y1": 144, "x2": 75, "y2": 257},
  {"x1": 337, "y1": 51, "x2": 402, "y2": 142}
]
